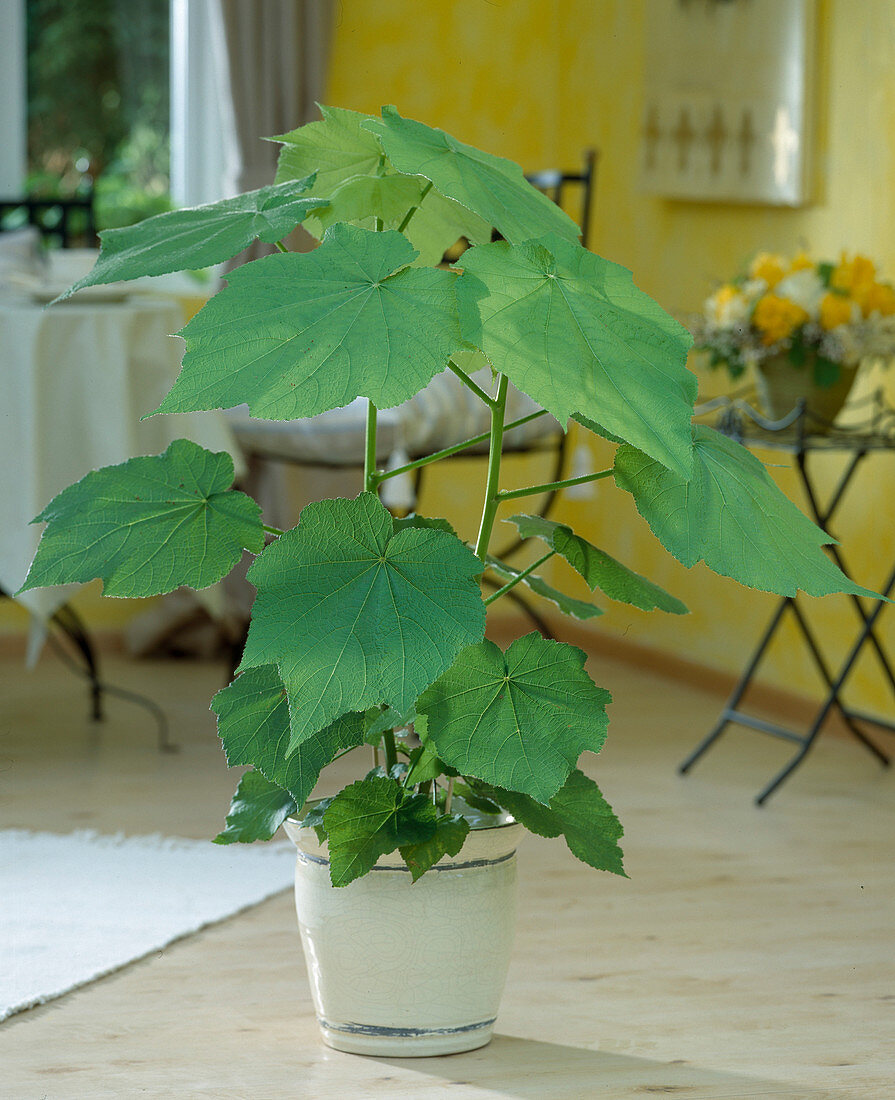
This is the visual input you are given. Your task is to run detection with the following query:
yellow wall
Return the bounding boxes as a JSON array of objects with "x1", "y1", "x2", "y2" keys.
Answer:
[{"x1": 327, "y1": 0, "x2": 895, "y2": 716}]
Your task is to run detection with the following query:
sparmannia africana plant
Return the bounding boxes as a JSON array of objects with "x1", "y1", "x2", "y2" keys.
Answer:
[{"x1": 19, "y1": 106, "x2": 876, "y2": 885}]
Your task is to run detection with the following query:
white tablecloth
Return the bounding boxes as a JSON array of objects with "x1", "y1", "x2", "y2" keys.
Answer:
[{"x1": 0, "y1": 294, "x2": 241, "y2": 622}]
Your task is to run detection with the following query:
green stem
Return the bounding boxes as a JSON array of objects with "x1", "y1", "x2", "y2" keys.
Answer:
[
  {"x1": 383, "y1": 729, "x2": 398, "y2": 773},
  {"x1": 262, "y1": 523, "x2": 285, "y2": 537},
  {"x1": 274, "y1": 240, "x2": 289, "y2": 253},
  {"x1": 447, "y1": 359, "x2": 497, "y2": 408},
  {"x1": 474, "y1": 373, "x2": 509, "y2": 560},
  {"x1": 497, "y1": 468, "x2": 614, "y2": 501},
  {"x1": 375, "y1": 410, "x2": 549, "y2": 483},
  {"x1": 484, "y1": 550, "x2": 555, "y2": 605},
  {"x1": 397, "y1": 180, "x2": 433, "y2": 234},
  {"x1": 364, "y1": 401, "x2": 378, "y2": 493}
]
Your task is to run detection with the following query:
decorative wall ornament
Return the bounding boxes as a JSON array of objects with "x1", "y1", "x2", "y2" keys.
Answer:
[{"x1": 639, "y1": 0, "x2": 816, "y2": 205}]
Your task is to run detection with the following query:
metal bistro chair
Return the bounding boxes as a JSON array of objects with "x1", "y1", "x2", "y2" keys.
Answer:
[
  {"x1": 0, "y1": 191, "x2": 98, "y2": 250},
  {"x1": 227, "y1": 150, "x2": 599, "y2": 636}
]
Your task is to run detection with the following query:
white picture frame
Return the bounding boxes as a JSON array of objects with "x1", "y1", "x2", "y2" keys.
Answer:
[{"x1": 639, "y1": 0, "x2": 816, "y2": 205}]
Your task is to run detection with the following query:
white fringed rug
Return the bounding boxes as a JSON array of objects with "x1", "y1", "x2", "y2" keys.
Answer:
[{"x1": 0, "y1": 828, "x2": 295, "y2": 1022}]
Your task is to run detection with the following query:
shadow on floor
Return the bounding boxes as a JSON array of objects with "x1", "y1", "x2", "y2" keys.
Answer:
[{"x1": 373, "y1": 1034, "x2": 853, "y2": 1099}]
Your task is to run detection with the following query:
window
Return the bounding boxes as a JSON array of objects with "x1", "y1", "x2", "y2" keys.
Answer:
[{"x1": 25, "y1": 0, "x2": 171, "y2": 232}]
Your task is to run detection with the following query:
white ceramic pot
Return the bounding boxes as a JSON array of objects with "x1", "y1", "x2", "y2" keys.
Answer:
[{"x1": 283, "y1": 804, "x2": 524, "y2": 1056}]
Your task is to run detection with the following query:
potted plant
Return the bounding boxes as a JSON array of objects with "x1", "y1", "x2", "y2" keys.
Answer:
[
  {"x1": 19, "y1": 105, "x2": 877, "y2": 1056},
  {"x1": 692, "y1": 250, "x2": 895, "y2": 428}
]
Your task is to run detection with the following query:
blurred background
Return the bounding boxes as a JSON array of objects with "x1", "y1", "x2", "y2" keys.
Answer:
[{"x1": 1, "y1": 0, "x2": 893, "y2": 720}]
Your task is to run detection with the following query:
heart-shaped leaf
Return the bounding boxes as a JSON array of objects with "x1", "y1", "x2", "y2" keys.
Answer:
[
  {"x1": 457, "y1": 235, "x2": 696, "y2": 477},
  {"x1": 472, "y1": 770, "x2": 626, "y2": 876},
  {"x1": 213, "y1": 666, "x2": 364, "y2": 807},
  {"x1": 420, "y1": 633, "x2": 611, "y2": 804},
  {"x1": 614, "y1": 425, "x2": 880, "y2": 598},
  {"x1": 507, "y1": 515, "x2": 687, "y2": 614},
  {"x1": 19, "y1": 439, "x2": 264, "y2": 597},
  {"x1": 323, "y1": 775, "x2": 437, "y2": 886},
  {"x1": 214, "y1": 770, "x2": 296, "y2": 845},
  {"x1": 364, "y1": 106, "x2": 580, "y2": 245},
  {"x1": 240, "y1": 493, "x2": 486, "y2": 751},
  {"x1": 61, "y1": 179, "x2": 325, "y2": 298},
  {"x1": 152, "y1": 223, "x2": 465, "y2": 420}
]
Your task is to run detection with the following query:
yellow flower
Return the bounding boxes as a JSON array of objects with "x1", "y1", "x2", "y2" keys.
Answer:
[
  {"x1": 819, "y1": 292, "x2": 854, "y2": 330},
  {"x1": 789, "y1": 251, "x2": 815, "y2": 273},
  {"x1": 752, "y1": 293, "x2": 809, "y2": 345},
  {"x1": 749, "y1": 252, "x2": 786, "y2": 288},
  {"x1": 855, "y1": 281, "x2": 895, "y2": 318},
  {"x1": 831, "y1": 252, "x2": 877, "y2": 294}
]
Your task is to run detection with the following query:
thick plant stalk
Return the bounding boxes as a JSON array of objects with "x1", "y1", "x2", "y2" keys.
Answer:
[
  {"x1": 364, "y1": 400, "x2": 378, "y2": 493},
  {"x1": 474, "y1": 374, "x2": 509, "y2": 561},
  {"x1": 364, "y1": 398, "x2": 397, "y2": 771}
]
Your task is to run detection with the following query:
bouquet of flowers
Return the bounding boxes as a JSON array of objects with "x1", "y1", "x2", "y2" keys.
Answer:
[{"x1": 693, "y1": 250, "x2": 895, "y2": 387}]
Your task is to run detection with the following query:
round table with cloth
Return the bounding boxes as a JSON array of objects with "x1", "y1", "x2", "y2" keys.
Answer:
[{"x1": 0, "y1": 292, "x2": 241, "y2": 630}]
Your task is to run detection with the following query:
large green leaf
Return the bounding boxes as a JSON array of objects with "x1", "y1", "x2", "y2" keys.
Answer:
[
  {"x1": 457, "y1": 235, "x2": 696, "y2": 477},
  {"x1": 309, "y1": 173, "x2": 492, "y2": 268},
  {"x1": 274, "y1": 105, "x2": 491, "y2": 265},
  {"x1": 240, "y1": 493, "x2": 487, "y2": 751},
  {"x1": 213, "y1": 666, "x2": 364, "y2": 807},
  {"x1": 614, "y1": 425, "x2": 880, "y2": 598},
  {"x1": 19, "y1": 439, "x2": 264, "y2": 597},
  {"x1": 152, "y1": 223, "x2": 464, "y2": 420},
  {"x1": 400, "y1": 813, "x2": 470, "y2": 882},
  {"x1": 275, "y1": 104, "x2": 386, "y2": 194},
  {"x1": 419, "y1": 633, "x2": 611, "y2": 804},
  {"x1": 60, "y1": 179, "x2": 325, "y2": 298},
  {"x1": 364, "y1": 106, "x2": 580, "y2": 245},
  {"x1": 213, "y1": 769, "x2": 296, "y2": 845},
  {"x1": 473, "y1": 770, "x2": 626, "y2": 876},
  {"x1": 323, "y1": 775, "x2": 437, "y2": 886},
  {"x1": 507, "y1": 515, "x2": 688, "y2": 614},
  {"x1": 486, "y1": 555, "x2": 604, "y2": 621}
]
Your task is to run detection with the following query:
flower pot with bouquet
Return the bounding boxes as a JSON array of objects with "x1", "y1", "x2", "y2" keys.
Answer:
[{"x1": 694, "y1": 250, "x2": 895, "y2": 430}]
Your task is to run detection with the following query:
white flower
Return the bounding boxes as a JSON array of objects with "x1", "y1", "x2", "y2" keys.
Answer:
[{"x1": 774, "y1": 270, "x2": 826, "y2": 317}]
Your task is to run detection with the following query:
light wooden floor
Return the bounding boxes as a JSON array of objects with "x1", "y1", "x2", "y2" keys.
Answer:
[{"x1": 1, "y1": 640, "x2": 893, "y2": 1099}]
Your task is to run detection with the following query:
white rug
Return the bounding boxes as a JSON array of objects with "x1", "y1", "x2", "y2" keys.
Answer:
[{"x1": 0, "y1": 828, "x2": 296, "y2": 1022}]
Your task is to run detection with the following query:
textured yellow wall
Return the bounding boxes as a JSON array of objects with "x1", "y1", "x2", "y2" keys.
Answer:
[{"x1": 327, "y1": 0, "x2": 895, "y2": 715}]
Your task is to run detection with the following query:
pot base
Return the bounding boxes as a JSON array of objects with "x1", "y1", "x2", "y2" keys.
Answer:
[{"x1": 318, "y1": 1015, "x2": 495, "y2": 1057}]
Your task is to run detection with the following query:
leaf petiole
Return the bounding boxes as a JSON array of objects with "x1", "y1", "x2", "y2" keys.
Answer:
[
  {"x1": 374, "y1": 410, "x2": 549, "y2": 484},
  {"x1": 447, "y1": 359, "x2": 498, "y2": 408},
  {"x1": 397, "y1": 180, "x2": 433, "y2": 234},
  {"x1": 497, "y1": 469, "x2": 614, "y2": 501},
  {"x1": 484, "y1": 549, "x2": 555, "y2": 605}
]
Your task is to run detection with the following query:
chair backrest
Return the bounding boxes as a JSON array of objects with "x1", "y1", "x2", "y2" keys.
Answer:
[
  {"x1": 0, "y1": 193, "x2": 98, "y2": 249},
  {"x1": 525, "y1": 148, "x2": 598, "y2": 246}
]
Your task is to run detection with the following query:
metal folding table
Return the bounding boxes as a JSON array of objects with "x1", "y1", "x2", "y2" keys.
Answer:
[{"x1": 680, "y1": 389, "x2": 895, "y2": 803}]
